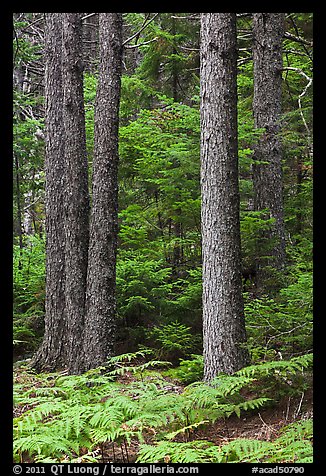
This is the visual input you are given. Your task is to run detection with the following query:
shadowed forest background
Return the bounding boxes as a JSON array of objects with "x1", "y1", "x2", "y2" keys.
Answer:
[{"x1": 13, "y1": 13, "x2": 313, "y2": 464}]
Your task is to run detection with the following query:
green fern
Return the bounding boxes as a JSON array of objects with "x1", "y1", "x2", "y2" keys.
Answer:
[
  {"x1": 137, "y1": 440, "x2": 215, "y2": 463},
  {"x1": 137, "y1": 419, "x2": 313, "y2": 463},
  {"x1": 236, "y1": 353, "x2": 313, "y2": 378},
  {"x1": 13, "y1": 353, "x2": 313, "y2": 463}
]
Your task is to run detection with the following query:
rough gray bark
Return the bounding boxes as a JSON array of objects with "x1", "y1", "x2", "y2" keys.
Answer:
[
  {"x1": 31, "y1": 13, "x2": 67, "y2": 371},
  {"x1": 200, "y1": 13, "x2": 249, "y2": 380},
  {"x1": 82, "y1": 13, "x2": 123, "y2": 371},
  {"x1": 14, "y1": 153, "x2": 24, "y2": 261},
  {"x1": 252, "y1": 13, "x2": 286, "y2": 286},
  {"x1": 62, "y1": 13, "x2": 90, "y2": 374}
]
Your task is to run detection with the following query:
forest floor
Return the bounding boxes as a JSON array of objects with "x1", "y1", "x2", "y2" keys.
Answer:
[
  {"x1": 108, "y1": 374, "x2": 313, "y2": 463},
  {"x1": 13, "y1": 364, "x2": 313, "y2": 463},
  {"x1": 96, "y1": 399, "x2": 314, "y2": 463}
]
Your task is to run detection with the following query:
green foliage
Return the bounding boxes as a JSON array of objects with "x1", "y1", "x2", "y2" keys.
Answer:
[
  {"x1": 13, "y1": 13, "x2": 313, "y2": 465},
  {"x1": 105, "y1": 349, "x2": 172, "y2": 380},
  {"x1": 115, "y1": 98, "x2": 203, "y2": 344},
  {"x1": 164, "y1": 354, "x2": 203, "y2": 384},
  {"x1": 83, "y1": 73, "x2": 97, "y2": 160},
  {"x1": 149, "y1": 321, "x2": 200, "y2": 363},
  {"x1": 236, "y1": 353, "x2": 313, "y2": 401},
  {"x1": 244, "y1": 267, "x2": 312, "y2": 359},
  {"x1": 14, "y1": 352, "x2": 312, "y2": 463},
  {"x1": 240, "y1": 210, "x2": 276, "y2": 273},
  {"x1": 128, "y1": 13, "x2": 200, "y2": 101},
  {"x1": 237, "y1": 353, "x2": 312, "y2": 377},
  {"x1": 13, "y1": 235, "x2": 45, "y2": 354},
  {"x1": 14, "y1": 19, "x2": 43, "y2": 66},
  {"x1": 116, "y1": 256, "x2": 172, "y2": 325},
  {"x1": 137, "y1": 418, "x2": 313, "y2": 463},
  {"x1": 120, "y1": 76, "x2": 156, "y2": 122},
  {"x1": 13, "y1": 14, "x2": 313, "y2": 357}
]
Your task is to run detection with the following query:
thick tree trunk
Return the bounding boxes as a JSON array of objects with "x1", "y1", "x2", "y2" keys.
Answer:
[
  {"x1": 62, "y1": 13, "x2": 90, "y2": 374},
  {"x1": 200, "y1": 13, "x2": 249, "y2": 380},
  {"x1": 31, "y1": 13, "x2": 67, "y2": 371},
  {"x1": 82, "y1": 13, "x2": 123, "y2": 371},
  {"x1": 252, "y1": 13, "x2": 286, "y2": 288}
]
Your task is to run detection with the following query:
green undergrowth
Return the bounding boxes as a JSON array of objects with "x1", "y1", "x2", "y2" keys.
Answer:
[
  {"x1": 138, "y1": 419, "x2": 313, "y2": 463},
  {"x1": 13, "y1": 351, "x2": 313, "y2": 463}
]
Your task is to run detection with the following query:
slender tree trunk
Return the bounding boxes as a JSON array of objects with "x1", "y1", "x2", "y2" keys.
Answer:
[
  {"x1": 171, "y1": 17, "x2": 179, "y2": 102},
  {"x1": 295, "y1": 156, "x2": 304, "y2": 236},
  {"x1": 200, "y1": 13, "x2": 249, "y2": 380},
  {"x1": 31, "y1": 13, "x2": 67, "y2": 371},
  {"x1": 14, "y1": 153, "x2": 24, "y2": 267},
  {"x1": 13, "y1": 15, "x2": 27, "y2": 269},
  {"x1": 170, "y1": 25, "x2": 183, "y2": 274},
  {"x1": 252, "y1": 13, "x2": 286, "y2": 288},
  {"x1": 82, "y1": 13, "x2": 123, "y2": 371},
  {"x1": 62, "y1": 13, "x2": 90, "y2": 374}
]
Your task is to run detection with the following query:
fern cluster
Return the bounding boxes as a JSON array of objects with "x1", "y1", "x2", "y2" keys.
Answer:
[
  {"x1": 13, "y1": 352, "x2": 313, "y2": 463},
  {"x1": 137, "y1": 419, "x2": 313, "y2": 463}
]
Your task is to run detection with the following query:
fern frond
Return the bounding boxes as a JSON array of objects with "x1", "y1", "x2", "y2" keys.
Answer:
[
  {"x1": 13, "y1": 432, "x2": 79, "y2": 459},
  {"x1": 137, "y1": 440, "x2": 215, "y2": 463},
  {"x1": 89, "y1": 406, "x2": 125, "y2": 429},
  {"x1": 219, "y1": 438, "x2": 274, "y2": 462},
  {"x1": 107, "y1": 349, "x2": 154, "y2": 365},
  {"x1": 165, "y1": 420, "x2": 210, "y2": 440},
  {"x1": 236, "y1": 354, "x2": 313, "y2": 378}
]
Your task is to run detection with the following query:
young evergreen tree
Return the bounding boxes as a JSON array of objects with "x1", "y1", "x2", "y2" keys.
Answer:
[
  {"x1": 252, "y1": 13, "x2": 286, "y2": 288},
  {"x1": 31, "y1": 13, "x2": 67, "y2": 372},
  {"x1": 62, "y1": 13, "x2": 90, "y2": 374},
  {"x1": 82, "y1": 13, "x2": 123, "y2": 371},
  {"x1": 200, "y1": 13, "x2": 249, "y2": 380}
]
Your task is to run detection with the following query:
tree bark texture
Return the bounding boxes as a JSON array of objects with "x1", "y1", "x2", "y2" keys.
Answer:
[
  {"x1": 200, "y1": 13, "x2": 249, "y2": 380},
  {"x1": 31, "y1": 13, "x2": 67, "y2": 371},
  {"x1": 62, "y1": 13, "x2": 90, "y2": 374},
  {"x1": 252, "y1": 13, "x2": 286, "y2": 283},
  {"x1": 82, "y1": 13, "x2": 123, "y2": 371},
  {"x1": 14, "y1": 153, "x2": 24, "y2": 259}
]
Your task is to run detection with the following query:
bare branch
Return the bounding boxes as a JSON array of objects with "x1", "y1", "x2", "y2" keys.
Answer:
[
  {"x1": 282, "y1": 67, "x2": 313, "y2": 153},
  {"x1": 238, "y1": 56, "x2": 253, "y2": 66},
  {"x1": 21, "y1": 16, "x2": 43, "y2": 32},
  {"x1": 125, "y1": 37, "x2": 158, "y2": 49},
  {"x1": 283, "y1": 66, "x2": 312, "y2": 83},
  {"x1": 81, "y1": 13, "x2": 97, "y2": 21},
  {"x1": 170, "y1": 15, "x2": 200, "y2": 20},
  {"x1": 284, "y1": 31, "x2": 313, "y2": 48},
  {"x1": 179, "y1": 45, "x2": 199, "y2": 52},
  {"x1": 13, "y1": 23, "x2": 20, "y2": 67},
  {"x1": 123, "y1": 13, "x2": 159, "y2": 46},
  {"x1": 288, "y1": 15, "x2": 313, "y2": 60}
]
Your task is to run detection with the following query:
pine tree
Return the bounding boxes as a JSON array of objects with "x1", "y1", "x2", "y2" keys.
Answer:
[
  {"x1": 200, "y1": 13, "x2": 249, "y2": 380},
  {"x1": 62, "y1": 13, "x2": 90, "y2": 374},
  {"x1": 252, "y1": 13, "x2": 286, "y2": 288},
  {"x1": 82, "y1": 13, "x2": 123, "y2": 371},
  {"x1": 31, "y1": 13, "x2": 67, "y2": 372}
]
